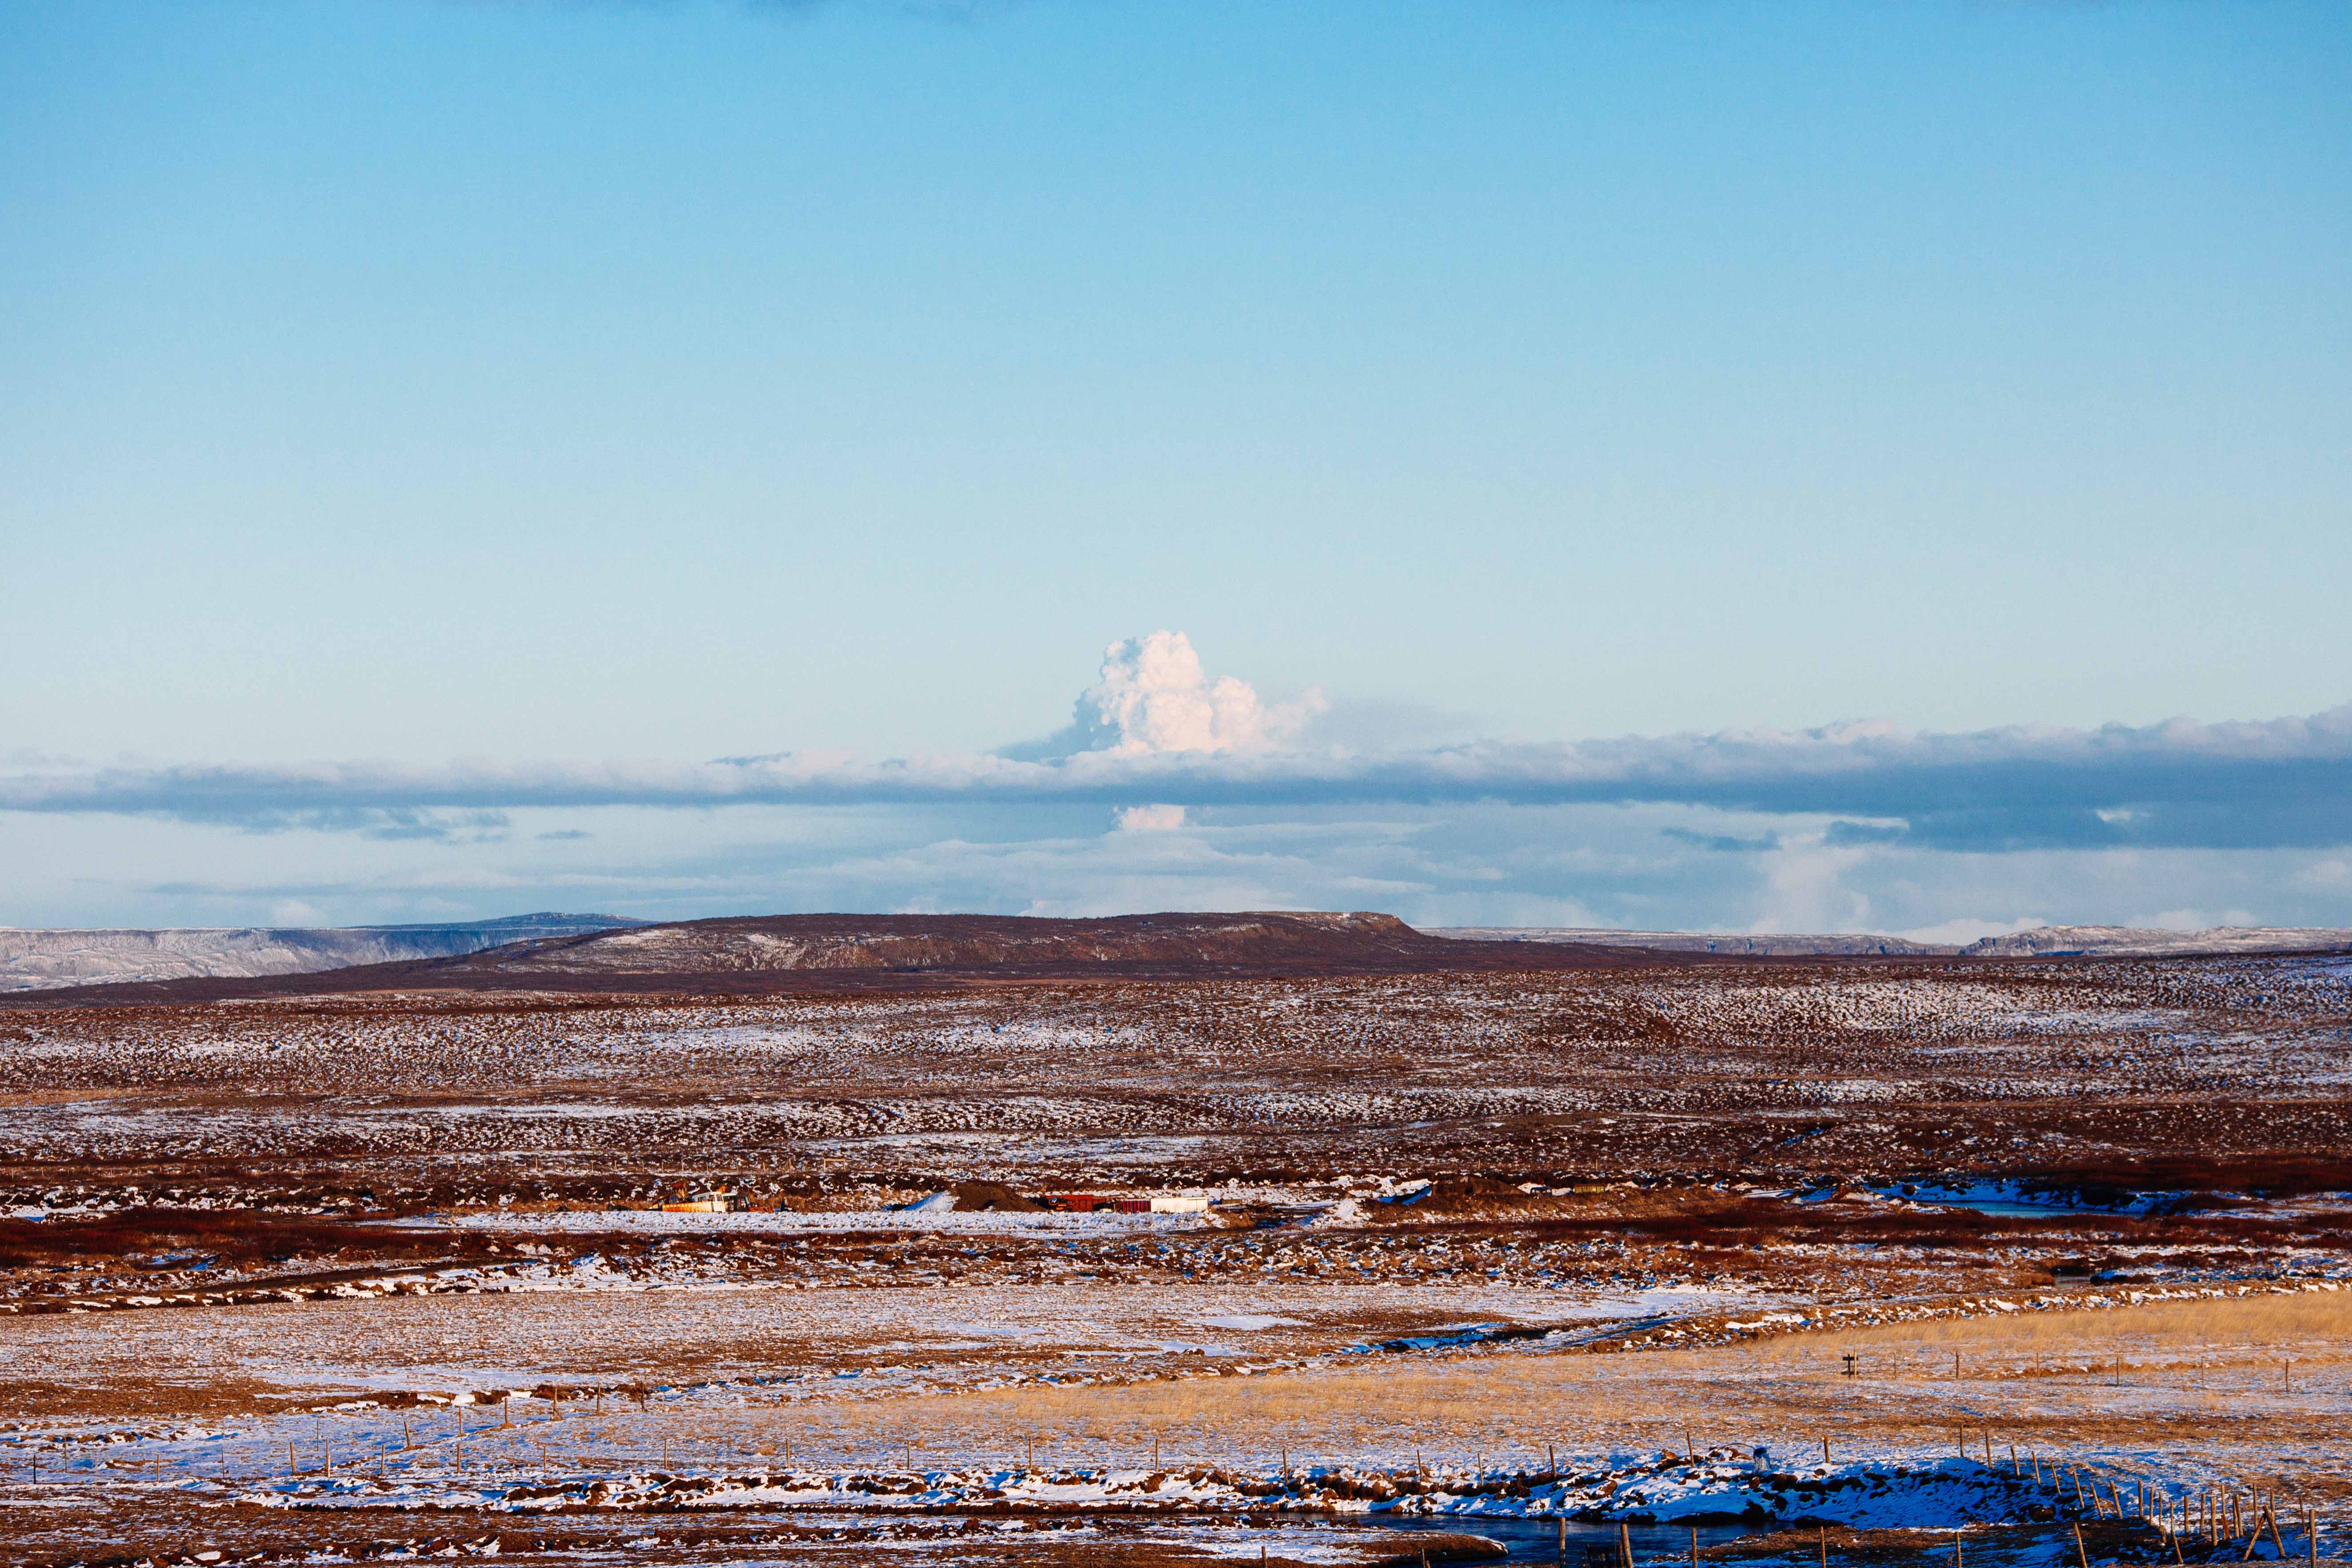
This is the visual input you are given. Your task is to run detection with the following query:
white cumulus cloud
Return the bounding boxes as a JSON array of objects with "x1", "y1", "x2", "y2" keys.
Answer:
[{"x1": 1073, "y1": 631, "x2": 1325, "y2": 756}]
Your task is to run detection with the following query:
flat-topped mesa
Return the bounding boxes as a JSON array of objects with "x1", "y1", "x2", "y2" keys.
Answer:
[{"x1": 6, "y1": 910, "x2": 1696, "y2": 1004}]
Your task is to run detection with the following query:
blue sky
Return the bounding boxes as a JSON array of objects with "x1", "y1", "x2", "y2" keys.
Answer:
[{"x1": 3, "y1": 0, "x2": 2348, "y2": 933}]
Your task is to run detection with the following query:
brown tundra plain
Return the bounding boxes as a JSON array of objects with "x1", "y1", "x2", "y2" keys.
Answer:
[{"x1": 2, "y1": 948, "x2": 2348, "y2": 1568}]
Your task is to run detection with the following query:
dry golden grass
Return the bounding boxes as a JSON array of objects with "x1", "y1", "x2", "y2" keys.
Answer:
[
  {"x1": 1770, "y1": 1291, "x2": 2352, "y2": 1366},
  {"x1": 588, "y1": 1292, "x2": 2351, "y2": 1479},
  {"x1": 244, "y1": 1292, "x2": 2346, "y2": 1499}
]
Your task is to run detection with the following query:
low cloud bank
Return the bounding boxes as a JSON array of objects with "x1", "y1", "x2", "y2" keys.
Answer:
[
  {"x1": 5, "y1": 629, "x2": 2349, "y2": 853},
  {"x1": 5, "y1": 699, "x2": 2349, "y2": 850}
]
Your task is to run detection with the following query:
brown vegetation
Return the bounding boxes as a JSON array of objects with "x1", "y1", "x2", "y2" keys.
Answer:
[{"x1": 0, "y1": 952, "x2": 2347, "y2": 1565}]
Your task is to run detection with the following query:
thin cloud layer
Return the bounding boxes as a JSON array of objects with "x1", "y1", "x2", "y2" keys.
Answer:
[{"x1": 41, "y1": 802, "x2": 2344, "y2": 939}]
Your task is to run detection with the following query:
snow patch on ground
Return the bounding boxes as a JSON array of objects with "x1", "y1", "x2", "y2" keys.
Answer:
[
  {"x1": 1199, "y1": 1314, "x2": 1307, "y2": 1331},
  {"x1": 222, "y1": 1451, "x2": 2135, "y2": 1531},
  {"x1": 420, "y1": 1207, "x2": 1212, "y2": 1238}
]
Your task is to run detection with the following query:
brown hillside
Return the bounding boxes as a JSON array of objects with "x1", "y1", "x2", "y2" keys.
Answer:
[
  {"x1": 468, "y1": 910, "x2": 1450, "y2": 975},
  {"x1": 4, "y1": 910, "x2": 1720, "y2": 1005}
]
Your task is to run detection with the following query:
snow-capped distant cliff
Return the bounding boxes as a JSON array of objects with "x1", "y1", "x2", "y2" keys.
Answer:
[
  {"x1": 0, "y1": 913, "x2": 640, "y2": 991},
  {"x1": 1957, "y1": 924, "x2": 2352, "y2": 957},
  {"x1": 1434, "y1": 924, "x2": 2352, "y2": 959}
]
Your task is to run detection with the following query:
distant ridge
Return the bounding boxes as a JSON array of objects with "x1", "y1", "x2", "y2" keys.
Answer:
[
  {"x1": 0, "y1": 913, "x2": 641, "y2": 992},
  {"x1": 1433, "y1": 928, "x2": 1951, "y2": 957},
  {"x1": 16, "y1": 913, "x2": 2347, "y2": 1006},
  {"x1": 1957, "y1": 925, "x2": 2352, "y2": 958},
  {"x1": 1433, "y1": 925, "x2": 2352, "y2": 960},
  {"x1": 465, "y1": 909, "x2": 1441, "y2": 978},
  {"x1": 7, "y1": 911, "x2": 1693, "y2": 1004}
]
